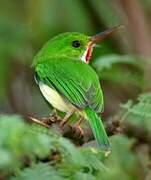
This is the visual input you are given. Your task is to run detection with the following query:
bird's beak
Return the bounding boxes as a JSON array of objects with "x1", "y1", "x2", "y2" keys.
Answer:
[{"x1": 90, "y1": 25, "x2": 124, "y2": 44}]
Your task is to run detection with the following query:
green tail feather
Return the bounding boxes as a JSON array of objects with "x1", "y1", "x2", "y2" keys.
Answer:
[{"x1": 85, "y1": 107, "x2": 111, "y2": 151}]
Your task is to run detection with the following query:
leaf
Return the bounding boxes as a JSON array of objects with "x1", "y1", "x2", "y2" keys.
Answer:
[
  {"x1": 12, "y1": 163, "x2": 64, "y2": 180},
  {"x1": 0, "y1": 115, "x2": 54, "y2": 171},
  {"x1": 100, "y1": 135, "x2": 141, "y2": 180},
  {"x1": 121, "y1": 93, "x2": 151, "y2": 131},
  {"x1": 93, "y1": 54, "x2": 145, "y2": 88}
]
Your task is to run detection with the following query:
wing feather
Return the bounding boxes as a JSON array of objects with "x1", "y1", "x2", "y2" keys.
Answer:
[{"x1": 35, "y1": 57, "x2": 104, "y2": 113}]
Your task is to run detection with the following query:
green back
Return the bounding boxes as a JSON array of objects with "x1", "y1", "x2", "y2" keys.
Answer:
[{"x1": 35, "y1": 58, "x2": 104, "y2": 113}]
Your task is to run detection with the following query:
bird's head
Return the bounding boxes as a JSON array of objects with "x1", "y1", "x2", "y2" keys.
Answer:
[{"x1": 33, "y1": 26, "x2": 123, "y2": 65}]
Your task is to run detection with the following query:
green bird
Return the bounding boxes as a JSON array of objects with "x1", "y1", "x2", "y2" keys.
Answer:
[{"x1": 32, "y1": 26, "x2": 121, "y2": 152}]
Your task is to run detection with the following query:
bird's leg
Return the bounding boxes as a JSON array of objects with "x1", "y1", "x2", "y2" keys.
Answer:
[
  {"x1": 72, "y1": 117, "x2": 84, "y2": 137},
  {"x1": 60, "y1": 109, "x2": 75, "y2": 127}
]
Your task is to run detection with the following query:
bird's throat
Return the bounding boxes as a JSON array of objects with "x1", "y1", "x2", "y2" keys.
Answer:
[
  {"x1": 81, "y1": 44, "x2": 93, "y2": 63},
  {"x1": 86, "y1": 45, "x2": 93, "y2": 62}
]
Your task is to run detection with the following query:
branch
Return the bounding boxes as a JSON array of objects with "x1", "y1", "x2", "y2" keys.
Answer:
[
  {"x1": 105, "y1": 117, "x2": 151, "y2": 148},
  {"x1": 27, "y1": 112, "x2": 84, "y2": 146},
  {"x1": 26, "y1": 112, "x2": 151, "y2": 148}
]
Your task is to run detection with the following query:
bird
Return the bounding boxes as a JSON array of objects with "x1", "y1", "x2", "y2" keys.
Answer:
[{"x1": 32, "y1": 26, "x2": 122, "y2": 152}]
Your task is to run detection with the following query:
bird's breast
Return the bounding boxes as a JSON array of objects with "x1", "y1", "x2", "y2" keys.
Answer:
[{"x1": 39, "y1": 82, "x2": 74, "y2": 112}]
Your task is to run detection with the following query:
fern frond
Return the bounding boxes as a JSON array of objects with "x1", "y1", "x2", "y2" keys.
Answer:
[
  {"x1": 121, "y1": 93, "x2": 151, "y2": 130},
  {"x1": 93, "y1": 54, "x2": 145, "y2": 88}
]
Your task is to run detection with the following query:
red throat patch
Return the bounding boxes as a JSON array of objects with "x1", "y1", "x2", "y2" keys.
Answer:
[{"x1": 86, "y1": 45, "x2": 93, "y2": 62}]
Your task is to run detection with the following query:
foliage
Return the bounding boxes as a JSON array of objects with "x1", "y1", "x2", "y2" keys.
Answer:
[
  {"x1": 93, "y1": 54, "x2": 145, "y2": 88},
  {"x1": 121, "y1": 93, "x2": 151, "y2": 131},
  {"x1": 0, "y1": 114, "x2": 145, "y2": 179}
]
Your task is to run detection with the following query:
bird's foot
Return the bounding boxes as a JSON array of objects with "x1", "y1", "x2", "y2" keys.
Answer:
[
  {"x1": 71, "y1": 124, "x2": 84, "y2": 138},
  {"x1": 42, "y1": 110, "x2": 61, "y2": 125},
  {"x1": 69, "y1": 117, "x2": 84, "y2": 138}
]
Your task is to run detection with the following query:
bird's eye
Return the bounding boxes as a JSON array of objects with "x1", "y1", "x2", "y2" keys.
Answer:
[{"x1": 72, "y1": 40, "x2": 81, "y2": 48}]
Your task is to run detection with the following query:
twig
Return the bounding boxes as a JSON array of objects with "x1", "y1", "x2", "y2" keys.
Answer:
[
  {"x1": 27, "y1": 114, "x2": 84, "y2": 146},
  {"x1": 26, "y1": 113, "x2": 151, "y2": 148},
  {"x1": 28, "y1": 116, "x2": 50, "y2": 128}
]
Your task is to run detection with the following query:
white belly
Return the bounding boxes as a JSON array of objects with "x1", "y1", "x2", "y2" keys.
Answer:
[{"x1": 39, "y1": 82, "x2": 74, "y2": 112}]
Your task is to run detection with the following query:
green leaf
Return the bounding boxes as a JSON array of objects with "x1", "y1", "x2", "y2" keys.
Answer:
[
  {"x1": 100, "y1": 135, "x2": 140, "y2": 180},
  {"x1": 121, "y1": 93, "x2": 151, "y2": 131},
  {"x1": 12, "y1": 163, "x2": 64, "y2": 180},
  {"x1": 93, "y1": 54, "x2": 145, "y2": 88}
]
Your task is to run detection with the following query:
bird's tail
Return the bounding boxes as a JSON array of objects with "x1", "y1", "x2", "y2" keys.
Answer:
[{"x1": 85, "y1": 107, "x2": 111, "y2": 152}]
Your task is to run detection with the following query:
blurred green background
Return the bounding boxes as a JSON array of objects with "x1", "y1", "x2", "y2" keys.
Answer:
[{"x1": 0, "y1": 0, "x2": 151, "y2": 179}]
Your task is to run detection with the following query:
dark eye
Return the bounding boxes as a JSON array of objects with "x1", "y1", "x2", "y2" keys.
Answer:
[{"x1": 72, "y1": 40, "x2": 81, "y2": 48}]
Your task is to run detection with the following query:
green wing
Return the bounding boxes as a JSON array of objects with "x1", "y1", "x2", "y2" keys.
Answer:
[{"x1": 35, "y1": 57, "x2": 104, "y2": 113}]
